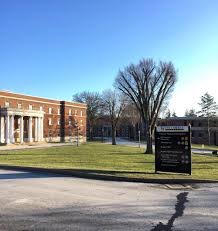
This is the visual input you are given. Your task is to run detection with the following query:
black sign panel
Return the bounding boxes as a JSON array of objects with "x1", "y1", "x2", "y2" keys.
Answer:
[{"x1": 155, "y1": 126, "x2": 191, "y2": 174}]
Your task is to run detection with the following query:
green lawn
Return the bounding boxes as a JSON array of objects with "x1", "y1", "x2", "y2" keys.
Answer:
[
  {"x1": 0, "y1": 142, "x2": 217, "y2": 180},
  {"x1": 192, "y1": 143, "x2": 218, "y2": 150}
]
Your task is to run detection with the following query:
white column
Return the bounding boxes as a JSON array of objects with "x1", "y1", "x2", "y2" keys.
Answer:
[
  {"x1": 37, "y1": 117, "x2": 41, "y2": 141},
  {"x1": 28, "y1": 116, "x2": 33, "y2": 142},
  {"x1": 10, "y1": 115, "x2": 15, "y2": 143},
  {"x1": 5, "y1": 115, "x2": 10, "y2": 144},
  {"x1": 20, "y1": 116, "x2": 24, "y2": 144},
  {"x1": 35, "y1": 117, "x2": 38, "y2": 142},
  {"x1": 0, "y1": 116, "x2": 4, "y2": 143},
  {"x1": 40, "y1": 117, "x2": 44, "y2": 142},
  {"x1": 0, "y1": 117, "x2": 1, "y2": 143}
]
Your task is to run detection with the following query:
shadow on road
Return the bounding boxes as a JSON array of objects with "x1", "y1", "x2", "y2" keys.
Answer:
[
  {"x1": 0, "y1": 172, "x2": 61, "y2": 180},
  {"x1": 151, "y1": 192, "x2": 189, "y2": 231}
]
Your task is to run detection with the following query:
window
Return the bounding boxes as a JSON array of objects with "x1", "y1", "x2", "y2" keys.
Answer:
[
  {"x1": 80, "y1": 119, "x2": 83, "y2": 126},
  {"x1": 18, "y1": 103, "x2": 22, "y2": 109},
  {"x1": 57, "y1": 120, "x2": 60, "y2": 125},
  {"x1": 49, "y1": 118, "x2": 52, "y2": 126},
  {"x1": 40, "y1": 106, "x2": 43, "y2": 111},
  {"x1": 29, "y1": 104, "x2": 33, "y2": 110},
  {"x1": 49, "y1": 108, "x2": 52, "y2": 114},
  {"x1": 75, "y1": 110, "x2": 77, "y2": 116},
  {"x1": 57, "y1": 109, "x2": 60, "y2": 115},
  {"x1": 5, "y1": 102, "x2": 9, "y2": 107},
  {"x1": 75, "y1": 118, "x2": 78, "y2": 125},
  {"x1": 69, "y1": 120, "x2": 72, "y2": 125},
  {"x1": 69, "y1": 109, "x2": 72, "y2": 116},
  {"x1": 80, "y1": 111, "x2": 83, "y2": 117}
]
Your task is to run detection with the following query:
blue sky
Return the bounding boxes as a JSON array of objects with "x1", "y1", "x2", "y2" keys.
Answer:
[{"x1": 0, "y1": 0, "x2": 218, "y2": 115}]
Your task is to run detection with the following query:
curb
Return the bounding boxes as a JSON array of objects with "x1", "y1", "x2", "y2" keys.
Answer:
[{"x1": 0, "y1": 165, "x2": 217, "y2": 185}]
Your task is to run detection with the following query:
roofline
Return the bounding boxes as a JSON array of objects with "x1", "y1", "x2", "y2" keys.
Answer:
[
  {"x1": 0, "y1": 90, "x2": 87, "y2": 107},
  {"x1": 161, "y1": 116, "x2": 218, "y2": 120}
]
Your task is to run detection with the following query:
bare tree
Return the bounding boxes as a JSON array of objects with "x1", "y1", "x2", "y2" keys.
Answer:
[
  {"x1": 121, "y1": 102, "x2": 140, "y2": 140},
  {"x1": 171, "y1": 111, "x2": 177, "y2": 117},
  {"x1": 115, "y1": 58, "x2": 177, "y2": 153},
  {"x1": 164, "y1": 109, "x2": 171, "y2": 118},
  {"x1": 102, "y1": 89, "x2": 127, "y2": 145},
  {"x1": 198, "y1": 92, "x2": 218, "y2": 145},
  {"x1": 184, "y1": 108, "x2": 197, "y2": 117},
  {"x1": 73, "y1": 91, "x2": 102, "y2": 140}
]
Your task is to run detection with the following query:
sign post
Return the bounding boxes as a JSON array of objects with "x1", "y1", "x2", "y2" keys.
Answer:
[{"x1": 155, "y1": 126, "x2": 191, "y2": 175}]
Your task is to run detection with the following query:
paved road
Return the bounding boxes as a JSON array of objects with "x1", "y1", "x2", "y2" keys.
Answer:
[
  {"x1": 0, "y1": 138, "x2": 214, "y2": 155},
  {"x1": 0, "y1": 169, "x2": 217, "y2": 231},
  {"x1": 0, "y1": 142, "x2": 77, "y2": 151},
  {"x1": 105, "y1": 138, "x2": 214, "y2": 154}
]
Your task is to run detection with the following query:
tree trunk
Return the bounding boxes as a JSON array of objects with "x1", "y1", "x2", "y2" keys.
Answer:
[
  {"x1": 89, "y1": 127, "x2": 93, "y2": 141},
  {"x1": 133, "y1": 125, "x2": 136, "y2": 141},
  {"x1": 145, "y1": 126, "x2": 153, "y2": 154},
  {"x1": 208, "y1": 117, "x2": 210, "y2": 145},
  {"x1": 112, "y1": 126, "x2": 116, "y2": 145}
]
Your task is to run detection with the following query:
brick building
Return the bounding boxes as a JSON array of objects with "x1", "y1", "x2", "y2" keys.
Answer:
[
  {"x1": 92, "y1": 116, "x2": 131, "y2": 139},
  {"x1": 0, "y1": 91, "x2": 87, "y2": 144},
  {"x1": 159, "y1": 117, "x2": 218, "y2": 145}
]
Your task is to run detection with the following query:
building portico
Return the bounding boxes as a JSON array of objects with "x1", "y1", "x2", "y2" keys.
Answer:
[
  {"x1": 0, "y1": 107, "x2": 44, "y2": 144},
  {"x1": 0, "y1": 90, "x2": 87, "y2": 145}
]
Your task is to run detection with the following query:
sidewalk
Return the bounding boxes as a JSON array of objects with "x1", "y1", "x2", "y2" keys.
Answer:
[
  {"x1": 0, "y1": 142, "x2": 77, "y2": 151},
  {"x1": 0, "y1": 138, "x2": 215, "y2": 154}
]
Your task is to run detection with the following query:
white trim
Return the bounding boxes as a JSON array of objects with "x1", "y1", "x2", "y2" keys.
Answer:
[
  {"x1": 0, "y1": 95, "x2": 87, "y2": 109},
  {"x1": 0, "y1": 95, "x2": 61, "y2": 106},
  {"x1": 156, "y1": 126, "x2": 189, "y2": 132},
  {"x1": 65, "y1": 104, "x2": 87, "y2": 109},
  {"x1": 0, "y1": 91, "x2": 87, "y2": 106}
]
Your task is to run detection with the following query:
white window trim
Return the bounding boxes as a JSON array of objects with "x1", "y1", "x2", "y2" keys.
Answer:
[
  {"x1": 5, "y1": 102, "x2": 10, "y2": 107},
  {"x1": 49, "y1": 118, "x2": 52, "y2": 126}
]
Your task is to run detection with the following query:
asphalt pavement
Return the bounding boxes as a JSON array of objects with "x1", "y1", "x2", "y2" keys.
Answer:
[
  {"x1": 0, "y1": 169, "x2": 217, "y2": 231},
  {"x1": 104, "y1": 138, "x2": 215, "y2": 154}
]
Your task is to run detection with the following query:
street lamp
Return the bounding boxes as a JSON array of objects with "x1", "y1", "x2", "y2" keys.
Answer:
[
  {"x1": 102, "y1": 127, "x2": 104, "y2": 143},
  {"x1": 138, "y1": 130, "x2": 141, "y2": 148},
  {"x1": 75, "y1": 121, "x2": 79, "y2": 147}
]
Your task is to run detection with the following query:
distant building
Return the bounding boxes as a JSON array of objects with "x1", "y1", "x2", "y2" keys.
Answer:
[
  {"x1": 158, "y1": 117, "x2": 218, "y2": 145},
  {"x1": 0, "y1": 91, "x2": 87, "y2": 144},
  {"x1": 92, "y1": 115, "x2": 146, "y2": 141},
  {"x1": 92, "y1": 116, "x2": 130, "y2": 139}
]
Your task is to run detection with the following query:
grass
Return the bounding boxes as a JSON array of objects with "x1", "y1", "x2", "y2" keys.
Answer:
[
  {"x1": 192, "y1": 143, "x2": 218, "y2": 150},
  {"x1": 0, "y1": 142, "x2": 217, "y2": 180}
]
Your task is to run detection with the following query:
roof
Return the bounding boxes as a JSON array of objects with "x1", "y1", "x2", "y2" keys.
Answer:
[{"x1": 0, "y1": 90, "x2": 87, "y2": 108}]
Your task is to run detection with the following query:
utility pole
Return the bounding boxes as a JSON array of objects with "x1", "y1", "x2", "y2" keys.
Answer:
[
  {"x1": 102, "y1": 126, "x2": 104, "y2": 143},
  {"x1": 138, "y1": 130, "x2": 141, "y2": 148}
]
